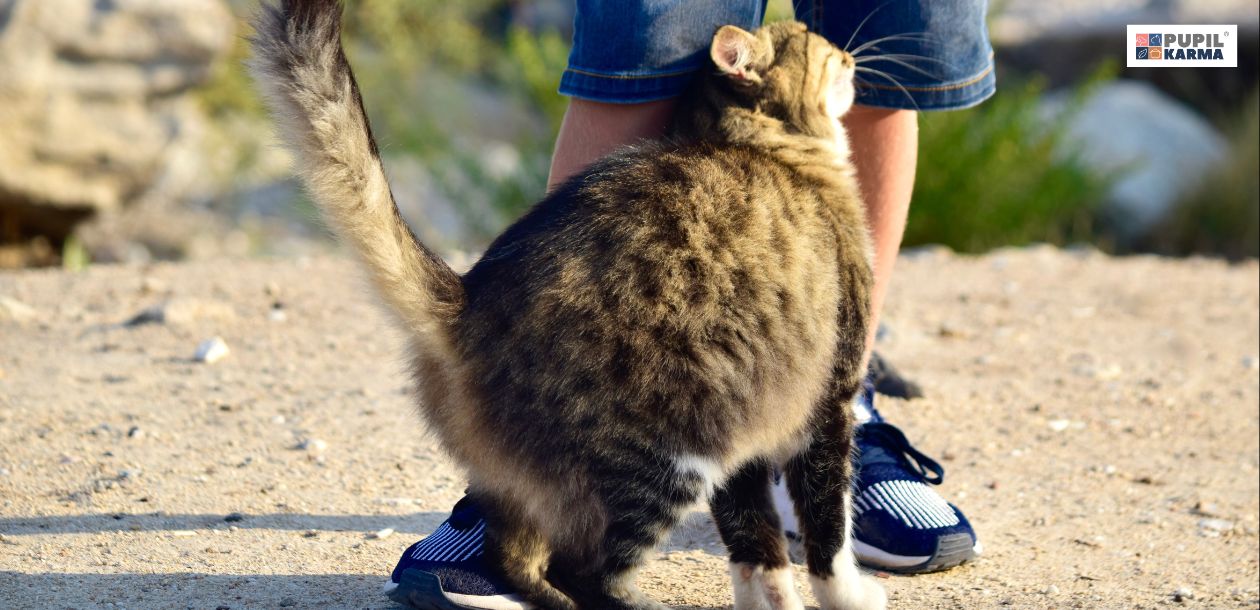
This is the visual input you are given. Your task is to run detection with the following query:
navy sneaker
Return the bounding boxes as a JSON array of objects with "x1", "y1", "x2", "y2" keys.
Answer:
[
  {"x1": 384, "y1": 496, "x2": 532, "y2": 610},
  {"x1": 773, "y1": 380, "x2": 979, "y2": 574},
  {"x1": 848, "y1": 383, "x2": 980, "y2": 573}
]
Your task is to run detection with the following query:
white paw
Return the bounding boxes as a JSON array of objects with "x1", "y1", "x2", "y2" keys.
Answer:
[
  {"x1": 730, "y1": 563, "x2": 806, "y2": 610},
  {"x1": 810, "y1": 572, "x2": 887, "y2": 610}
]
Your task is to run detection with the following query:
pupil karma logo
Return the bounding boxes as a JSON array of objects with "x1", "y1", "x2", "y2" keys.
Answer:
[{"x1": 1128, "y1": 25, "x2": 1238, "y2": 68}]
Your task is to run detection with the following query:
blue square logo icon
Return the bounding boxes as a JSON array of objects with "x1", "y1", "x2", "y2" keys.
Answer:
[
  {"x1": 1148, "y1": 33, "x2": 1162, "y2": 46},
  {"x1": 1135, "y1": 46, "x2": 1149, "y2": 60}
]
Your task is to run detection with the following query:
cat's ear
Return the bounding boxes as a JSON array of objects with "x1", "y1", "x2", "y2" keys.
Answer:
[{"x1": 711, "y1": 25, "x2": 763, "y2": 84}]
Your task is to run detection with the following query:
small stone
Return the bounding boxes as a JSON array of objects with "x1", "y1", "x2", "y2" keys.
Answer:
[
  {"x1": 1173, "y1": 587, "x2": 1195, "y2": 602},
  {"x1": 268, "y1": 306, "x2": 287, "y2": 322},
  {"x1": 140, "y1": 277, "x2": 167, "y2": 294},
  {"x1": 126, "y1": 298, "x2": 236, "y2": 327},
  {"x1": 302, "y1": 530, "x2": 319, "y2": 538},
  {"x1": 0, "y1": 296, "x2": 37, "y2": 322},
  {"x1": 1192, "y1": 501, "x2": 1221, "y2": 517},
  {"x1": 1048, "y1": 419, "x2": 1072, "y2": 432},
  {"x1": 370, "y1": 527, "x2": 395, "y2": 540},
  {"x1": 118, "y1": 469, "x2": 141, "y2": 480},
  {"x1": 1198, "y1": 518, "x2": 1234, "y2": 536},
  {"x1": 937, "y1": 322, "x2": 965, "y2": 338},
  {"x1": 271, "y1": 415, "x2": 286, "y2": 425},
  {"x1": 224, "y1": 513, "x2": 245, "y2": 523},
  {"x1": 171, "y1": 530, "x2": 198, "y2": 538},
  {"x1": 194, "y1": 337, "x2": 230, "y2": 364},
  {"x1": 278, "y1": 598, "x2": 297, "y2": 608},
  {"x1": 127, "y1": 426, "x2": 144, "y2": 439},
  {"x1": 297, "y1": 438, "x2": 327, "y2": 453},
  {"x1": 1043, "y1": 585, "x2": 1060, "y2": 595}
]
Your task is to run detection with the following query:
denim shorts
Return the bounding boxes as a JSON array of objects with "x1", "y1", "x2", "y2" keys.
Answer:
[{"x1": 558, "y1": 0, "x2": 995, "y2": 111}]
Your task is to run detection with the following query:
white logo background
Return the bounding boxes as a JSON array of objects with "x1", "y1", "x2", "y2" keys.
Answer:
[{"x1": 1127, "y1": 25, "x2": 1239, "y2": 68}]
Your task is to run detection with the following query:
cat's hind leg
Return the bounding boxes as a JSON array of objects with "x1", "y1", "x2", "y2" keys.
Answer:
[
  {"x1": 544, "y1": 448, "x2": 708, "y2": 610},
  {"x1": 710, "y1": 459, "x2": 804, "y2": 610},
  {"x1": 478, "y1": 495, "x2": 578, "y2": 610},
  {"x1": 784, "y1": 408, "x2": 886, "y2": 610}
]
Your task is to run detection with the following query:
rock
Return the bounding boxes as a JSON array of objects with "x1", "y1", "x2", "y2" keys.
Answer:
[
  {"x1": 126, "y1": 298, "x2": 235, "y2": 327},
  {"x1": 1043, "y1": 585, "x2": 1060, "y2": 595},
  {"x1": 1040, "y1": 81, "x2": 1228, "y2": 242},
  {"x1": 0, "y1": 0, "x2": 234, "y2": 263},
  {"x1": 1048, "y1": 419, "x2": 1072, "y2": 432},
  {"x1": 140, "y1": 277, "x2": 167, "y2": 294},
  {"x1": 194, "y1": 337, "x2": 230, "y2": 364},
  {"x1": 1173, "y1": 586, "x2": 1195, "y2": 602},
  {"x1": 223, "y1": 513, "x2": 245, "y2": 523},
  {"x1": 369, "y1": 528, "x2": 395, "y2": 540},
  {"x1": 1198, "y1": 518, "x2": 1234, "y2": 536},
  {"x1": 297, "y1": 438, "x2": 327, "y2": 453},
  {"x1": 1192, "y1": 501, "x2": 1222, "y2": 517},
  {"x1": 126, "y1": 426, "x2": 144, "y2": 439},
  {"x1": 0, "y1": 296, "x2": 36, "y2": 322}
]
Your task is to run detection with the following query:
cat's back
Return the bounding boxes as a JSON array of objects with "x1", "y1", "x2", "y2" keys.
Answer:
[
  {"x1": 454, "y1": 140, "x2": 853, "y2": 452},
  {"x1": 461, "y1": 141, "x2": 844, "y2": 338}
]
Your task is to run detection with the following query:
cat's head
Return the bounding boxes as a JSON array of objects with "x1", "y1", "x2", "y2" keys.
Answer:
[{"x1": 703, "y1": 21, "x2": 855, "y2": 139}]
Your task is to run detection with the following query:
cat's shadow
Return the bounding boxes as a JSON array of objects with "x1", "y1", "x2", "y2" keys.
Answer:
[{"x1": 0, "y1": 511, "x2": 742, "y2": 609}]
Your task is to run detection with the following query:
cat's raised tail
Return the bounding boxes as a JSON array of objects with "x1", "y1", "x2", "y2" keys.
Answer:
[{"x1": 249, "y1": 0, "x2": 465, "y2": 344}]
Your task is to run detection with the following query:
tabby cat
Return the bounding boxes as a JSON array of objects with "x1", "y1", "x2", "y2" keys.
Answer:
[{"x1": 251, "y1": 1, "x2": 886, "y2": 608}]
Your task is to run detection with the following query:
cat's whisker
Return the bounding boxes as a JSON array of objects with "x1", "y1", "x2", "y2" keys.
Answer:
[
  {"x1": 849, "y1": 32, "x2": 936, "y2": 57},
  {"x1": 855, "y1": 53, "x2": 951, "y2": 67},
  {"x1": 855, "y1": 55, "x2": 942, "y2": 79},
  {"x1": 855, "y1": 67, "x2": 920, "y2": 110},
  {"x1": 843, "y1": 1, "x2": 895, "y2": 52}
]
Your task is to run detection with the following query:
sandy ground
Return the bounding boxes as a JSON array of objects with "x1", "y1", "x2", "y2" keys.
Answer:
[{"x1": 1, "y1": 247, "x2": 1257, "y2": 609}]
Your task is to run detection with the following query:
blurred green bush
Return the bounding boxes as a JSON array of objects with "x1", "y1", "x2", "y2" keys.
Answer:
[{"x1": 905, "y1": 75, "x2": 1115, "y2": 253}]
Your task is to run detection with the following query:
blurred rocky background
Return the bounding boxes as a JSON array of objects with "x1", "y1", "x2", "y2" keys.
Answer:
[{"x1": 0, "y1": 0, "x2": 1256, "y2": 269}]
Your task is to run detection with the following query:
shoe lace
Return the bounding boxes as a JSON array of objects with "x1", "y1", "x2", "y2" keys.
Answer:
[{"x1": 856, "y1": 422, "x2": 946, "y2": 485}]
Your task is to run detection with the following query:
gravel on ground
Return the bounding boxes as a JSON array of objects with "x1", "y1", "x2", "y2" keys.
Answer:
[{"x1": 1, "y1": 247, "x2": 1257, "y2": 609}]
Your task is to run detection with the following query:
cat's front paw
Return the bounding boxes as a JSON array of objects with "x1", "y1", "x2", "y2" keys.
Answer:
[
  {"x1": 809, "y1": 572, "x2": 887, "y2": 610},
  {"x1": 729, "y1": 562, "x2": 806, "y2": 610}
]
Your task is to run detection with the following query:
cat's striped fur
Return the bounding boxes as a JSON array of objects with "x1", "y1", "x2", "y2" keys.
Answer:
[{"x1": 251, "y1": 1, "x2": 884, "y2": 608}]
